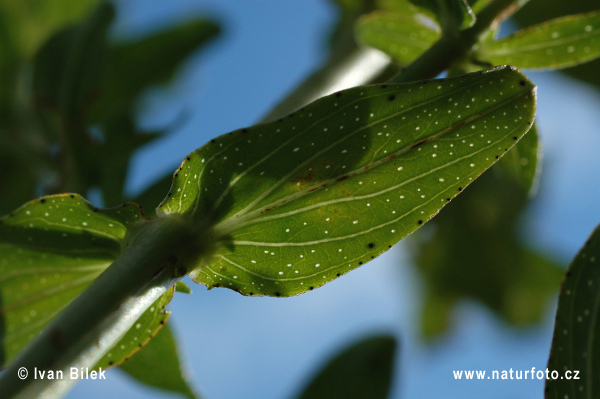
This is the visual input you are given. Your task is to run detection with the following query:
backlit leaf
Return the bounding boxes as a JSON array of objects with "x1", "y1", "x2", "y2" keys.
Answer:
[
  {"x1": 0, "y1": 194, "x2": 146, "y2": 367},
  {"x1": 545, "y1": 224, "x2": 600, "y2": 399},
  {"x1": 357, "y1": 11, "x2": 440, "y2": 66},
  {"x1": 118, "y1": 323, "x2": 197, "y2": 399},
  {"x1": 477, "y1": 12, "x2": 600, "y2": 70},
  {"x1": 295, "y1": 334, "x2": 396, "y2": 399},
  {"x1": 158, "y1": 66, "x2": 536, "y2": 297},
  {"x1": 95, "y1": 287, "x2": 173, "y2": 369}
]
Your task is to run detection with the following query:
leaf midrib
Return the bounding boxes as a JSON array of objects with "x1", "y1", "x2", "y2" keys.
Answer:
[{"x1": 214, "y1": 87, "x2": 533, "y2": 238}]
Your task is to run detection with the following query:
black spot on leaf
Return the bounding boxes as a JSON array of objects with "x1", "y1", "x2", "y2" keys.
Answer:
[
  {"x1": 368, "y1": 243, "x2": 374, "y2": 248},
  {"x1": 388, "y1": 95, "x2": 396, "y2": 101}
]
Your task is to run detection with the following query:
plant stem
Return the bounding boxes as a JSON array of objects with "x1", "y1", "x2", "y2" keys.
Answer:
[
  {"x1": 260, "y1": 46, "x2": 395, "y2": 122},
  {"x1": 0, "y1": 216, "x2": 204, "y2": 399},
  {"x1": 389, "y1": 0, "x2": 525, "y2": 84}
]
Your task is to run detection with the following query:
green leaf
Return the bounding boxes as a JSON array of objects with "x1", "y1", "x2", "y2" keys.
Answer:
[
  {"x1": 90, "y1": 18, "x2": 219, "y2": 123},
  {"x1": 409, "y1": 0, "x2": 475, "y2": 32},
  {"x1": 118, "y1": 323, "x2": 197, "y2": 399},
  {"x1": 175, "y1": 281, "x2": 192, "y2": 294},
  {"x1": 497, "y1": 121, "x2": 540, "y2": 192},
  {"x1": 514, "y1": 0, "x2": 600, "y2": 90},
  {"x1": 32, "y1": 2, "x2": 113, "y2": 119},
  {"x1": 414, "y1": 168, "x2": 562, "y2": 337},
  {"x1": 95, "y1": 287, "x2": 173, "y2": 369},
  {"x1": 157, "y1": 66, "x2": 536, "y2": 297},
  {"x1": 356, "y1": 11, "x2": 440, "y2": 66},
  {"x1": 295, "y1": 334, "x2": 396, "y2": 399},
  {"x1": 478, "y1": 12, "x2": 600, "y2": 70},
  {"x1": 0, "y1": 194, "x2": 146, "y2": 367},
  {"x1": 376, "y1": 0, "x2": 421, "y2": 15},
  {"x1": 545, "y1": 224, "x2": 600, "y2": 399}
]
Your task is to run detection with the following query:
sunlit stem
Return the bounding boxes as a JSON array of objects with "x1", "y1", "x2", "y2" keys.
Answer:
[
  {"x1": 390, "y1": 0, "x2": 526, "y2": 84},
  {"x1": 0, "y1": 216, "x2": 206, "y2": 399}
]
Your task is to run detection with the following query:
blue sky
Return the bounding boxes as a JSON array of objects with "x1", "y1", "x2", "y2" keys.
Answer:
[{"x1": 66, "y1": 1, "x2": 600, "y2": 399}]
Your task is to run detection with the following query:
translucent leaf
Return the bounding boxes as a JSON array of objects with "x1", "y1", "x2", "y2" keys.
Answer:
[
  {"x1": 95, "y1": 287, "x2": 173, "y2": 369},
  {"x1": 0, "y1": 194, "x2": 146, "y2": 367},
  {"x1": 409, "y1": 0, "x2": 475, "y2": 32},
  {"x1": 158, "y1": 66, "x2": 536, "y2": 297},
  {"x1": 175, "y1": 281, "x2": 192, "y2": 294},
  {"x1": 497, "y1": 121, "x2": 540, "y2": 192},
  {"x1": 295, "y1": 335, "x2": 396, "y2": 399},
  {"x1": 357, "y1": 11, "x2": 440, "y2": 66},
  {"x1": 545, "y1": 224, "x2": 600, "y2": 399},
  {"x1": 119, "y1": 323, "x2": 197, "y2": 399},
  {"x1": 478, "y1": 12, "x2": 600, "y2": 70}
]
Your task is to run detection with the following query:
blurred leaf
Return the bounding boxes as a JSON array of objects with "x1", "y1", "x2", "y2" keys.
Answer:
[
  {"x1": 409, "y1": 0, "x2": 475, "y2": 32},
  {"x1": 357, "y1": 11, "x2": 440, "y2": 66},
  {"x1": 95, "y1": 287, "x2": 173, "y2": 369},
  {"x1": 119, "y1": 323, "x2": 197, "y2": 399},
  {"x1": 545, "y1": 224, "x2": 600, "y2": 399},
  {"x1": 0, "y1": 194, "x2": 146, "y2": 367},
  {"x1": 376, "y1": 0, "x2": 421, "y2": 15},
  {"x1": 29, "y1": 8, "x2": 219, "y2": 206},
  {"x1": 497, "y1": 122, "x2": 540, "y2": 192},
  {"x1": 91, "y1": 18, "x2": 219, "y2": 122},
  {"x1": 414, "y1": 168, "x2": 562, "y2": 337},
  {"x1": 31, "y1": 2, "x2": 114, "y2": 195},
  {"x1": 295, "y1": 335, "x2": 396, "y2": 399},
  {"x1": 0, "y1": 0, "x2": 101, "y2": 59},
  {"x1": 175, "y1": 281, "x2": 192, "y2": 294},
  {"x1": 156, "y1": 67, "x2": 536, "y2": 297},
  {"x1": 32, "y1": 2, "x2": 113, "y2": 120},
  {"x1": 478, "y1": 12, "x2": 600, "y2": 70},
  {"x1": 514, "y1": 0, "x2": 600, "y2": 89}
]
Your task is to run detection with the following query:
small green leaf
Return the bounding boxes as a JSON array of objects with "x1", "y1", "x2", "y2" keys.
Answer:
[
  {"x1": 497, "y1": 122, "x2": 540, "y2": 192},
  {"x1": 95, "y1": 287, "x2": 174, "y2": 369},
  {"x1": 409, "y1": 0, "x2": 475, "y2": 32},
  {"x1": 545, "y1": 224, "x2": 600, "y2": 399},
  {"x1": 119, "y1": 323, "x2": 197, "y2": 399},
  {"x1": 357, "y1": 11, "x2": 440, "y2": 66},
  {"x1": 0, "y1": 194, "x2": 146, "y2": 367},
  {"x1": 158, "y1": 66, "x2": 536, "y2": 297},
  {"x1": 295, "y1": 334, "x2": 396, "y2": 399},
  {"x1": 175, "y1": 281, "x2": 192, "y2": 294},
  {"x1": 478, "y1": 12, "x2": 600, "y2": 70}
]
